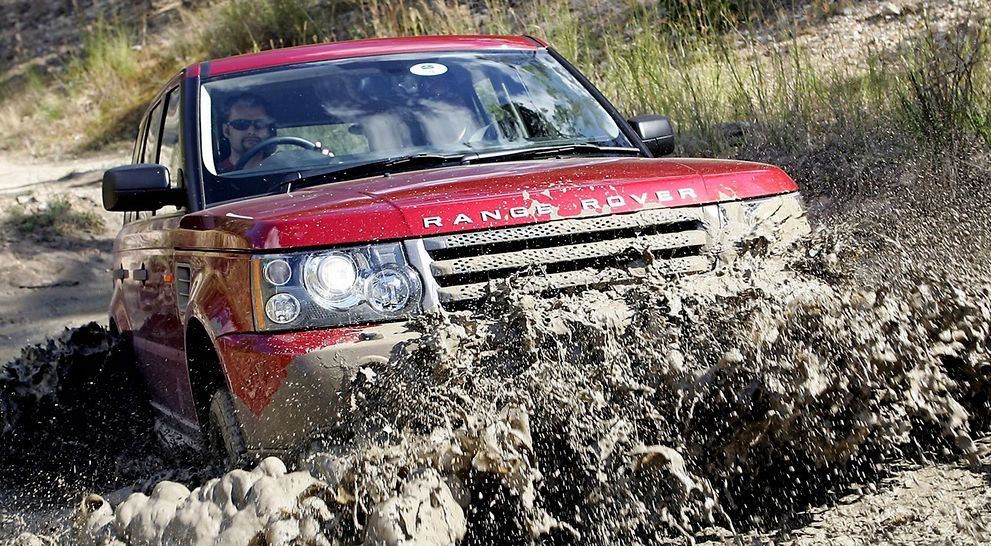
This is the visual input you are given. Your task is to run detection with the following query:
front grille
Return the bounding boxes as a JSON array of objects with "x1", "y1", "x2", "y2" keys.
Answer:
[{"x1": 418, "y1": 207, "x2": 711, "y2": 309}]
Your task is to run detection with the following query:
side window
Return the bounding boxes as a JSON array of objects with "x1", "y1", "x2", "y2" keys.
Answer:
[
  {"x1": 143, "y1": 100, "x2": 165, "y2": 163},
  {"x1": 125, "y1": 117, "x2": 148, "y2": 225},
  {"x1": 154, "y1": 87, "x2": 184, "y2": 216},
  {"x1": 131, "y1": 116, "x2": 147, "y2": 164},
  {"x1": 159, "y1": 87, "x2": 183, "y2": 187}
]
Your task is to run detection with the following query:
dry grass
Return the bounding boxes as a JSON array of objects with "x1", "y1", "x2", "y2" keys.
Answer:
[{"x1": 0, "y1": 21, "x2": 185, "y2": 157}]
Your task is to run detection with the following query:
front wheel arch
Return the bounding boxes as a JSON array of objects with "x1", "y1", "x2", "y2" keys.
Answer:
[
  {"x1": 186, "y1": 319, "x2": 250, "y2": 466},
  {"x1": 185, "y1": 319, "x2": 226, "y2": 434}
]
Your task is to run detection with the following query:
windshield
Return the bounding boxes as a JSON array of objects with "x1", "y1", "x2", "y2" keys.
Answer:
[{"x1": 200, "y1": 50, "x2": 635, "y2": 205}]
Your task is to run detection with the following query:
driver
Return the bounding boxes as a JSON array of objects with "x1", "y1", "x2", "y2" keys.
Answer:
[{"x1": 218, "y1": 93, "x2": 276, "y2": 172}]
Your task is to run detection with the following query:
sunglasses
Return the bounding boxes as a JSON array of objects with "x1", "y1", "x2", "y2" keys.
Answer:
[{"x1": 227, "y1": 118, "x2": 275, "y2": 131}]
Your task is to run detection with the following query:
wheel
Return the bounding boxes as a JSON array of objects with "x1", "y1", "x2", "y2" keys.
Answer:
[{"x1": 208, "y1": 388, "x2": 250, "y2": 469}]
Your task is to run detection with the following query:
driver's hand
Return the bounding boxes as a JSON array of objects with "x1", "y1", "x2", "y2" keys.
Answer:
[{"x1": 314, "y1": 141, "x2": 335, "y2": 157}]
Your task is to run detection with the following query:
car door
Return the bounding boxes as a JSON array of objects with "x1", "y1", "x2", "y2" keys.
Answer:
[{"x1": 119, "y1": 85, "x2": 199, "y2": 434}]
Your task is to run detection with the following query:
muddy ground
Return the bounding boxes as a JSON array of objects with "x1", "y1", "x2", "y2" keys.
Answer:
[
  {"x1": 0, "y1": 143, "x2": 988, "y2": 546},
  {"x1": 0, "y1": 152, "x2": 126, "y2": 543}
]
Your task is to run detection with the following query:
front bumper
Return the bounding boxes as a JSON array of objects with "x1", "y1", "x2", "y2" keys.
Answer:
[
  {"x1": 215, "y1": 321, "x2": 417, "y2": 454},
  {"x1": 213, "y1": 193, "x2": 809, "y2": 455}
]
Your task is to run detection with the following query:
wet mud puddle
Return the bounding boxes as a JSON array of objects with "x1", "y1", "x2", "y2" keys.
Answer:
[{"x1": 2, "y1": 221, "x2": 990, "y2": 545}]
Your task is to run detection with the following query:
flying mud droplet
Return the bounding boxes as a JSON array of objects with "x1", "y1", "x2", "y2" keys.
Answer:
[{"x1": 58, "y1": 224, "x2": 991, "y2": 544}]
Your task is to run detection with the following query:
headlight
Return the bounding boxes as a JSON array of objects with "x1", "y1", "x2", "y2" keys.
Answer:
[
  {"x1": 303, "y1": 252, "x2": 361, "y2": 309},
  {"x1": 251, "y1": 242, "x2": 423, "y2": 331},
  {"x1": 264, "y1": 259, "x2": 292, "y2": 285},
  {"x1": 366, "y1": 267, "x2": 417, "y2": 313},
  {"x1": 265, "y1": 293, "x2": 301, "y2": 324}
]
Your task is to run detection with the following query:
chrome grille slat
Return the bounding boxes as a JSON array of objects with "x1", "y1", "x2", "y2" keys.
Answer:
[
  {"x1": 420, "y1": 207, "x2": 712, "y2": 308},
  {"x1": 423, "y1": 208, "x2": 703, "y2": 250},
  {"x1": 437, "y1": 255, "x2": 710, "y2": 303},
  {"x1": 430, "y1": 230, "x2": 707, "y2": 276}
]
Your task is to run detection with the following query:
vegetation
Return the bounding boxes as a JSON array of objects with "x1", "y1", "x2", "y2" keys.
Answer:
[
  {"x1": 2, "y1": 196, "x2": 105, "y2": 239},
  {"x1": 0, "y1": 0, "x2": 988, "y2": 194}
]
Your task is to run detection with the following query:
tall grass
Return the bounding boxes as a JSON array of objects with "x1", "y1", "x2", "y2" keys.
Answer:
[
  {"x1": 66, "y1": 22, "x2": 159, "y2": 149},
  {"x1": 198, "y1": 0, "x2": 333, "y2": 57},
  {"x1": 898, "y1": 22, "x2": 990, "y2": 156},
  {"x1": 0, "y1": 20, "x2": 179, "y2": 154},
  {"x1": 67, "y1": 23, "x2": 141, "y2": 82}
]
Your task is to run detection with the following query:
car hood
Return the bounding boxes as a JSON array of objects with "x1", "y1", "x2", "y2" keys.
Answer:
[{"x1": 177, "y1": 157, "x2": 798, "y2": 251}]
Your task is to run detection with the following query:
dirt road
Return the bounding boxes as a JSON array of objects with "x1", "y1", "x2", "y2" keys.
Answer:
[{"x1": 0, "y1": 153, "x2": 124, "y2": 362}]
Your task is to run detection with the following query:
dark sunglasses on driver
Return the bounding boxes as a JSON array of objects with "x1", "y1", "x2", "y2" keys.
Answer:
[{"x1": 227, "y1": 118, "x2": 275, "y2": 131}]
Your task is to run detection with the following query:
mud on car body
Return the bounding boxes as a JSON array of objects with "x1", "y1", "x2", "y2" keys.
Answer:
[{"x1": 102, "y1": 35, "x2": 807, "y2": 464}]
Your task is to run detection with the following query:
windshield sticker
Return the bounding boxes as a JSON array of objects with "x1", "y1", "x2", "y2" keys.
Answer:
[{"x1": 409, "y1": 63, "x2": 448, "y2": 76}]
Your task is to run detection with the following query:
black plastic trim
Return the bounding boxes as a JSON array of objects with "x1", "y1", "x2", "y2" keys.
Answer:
[
  {"x1": 183, "y1": 72, "x2": 206, "y2": 212},
  {"x1": 176, "y1": 263, "x2": 192, "y2": 311}
]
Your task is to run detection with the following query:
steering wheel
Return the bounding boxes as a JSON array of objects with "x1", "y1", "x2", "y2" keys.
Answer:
[{"x1": 234, "y1": 136, "x2": 319, "y2": 170}]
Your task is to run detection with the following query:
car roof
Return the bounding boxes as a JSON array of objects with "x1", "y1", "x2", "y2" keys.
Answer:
[{"x1": 190, "y1": 35, "x2": 547, "y2": 78}]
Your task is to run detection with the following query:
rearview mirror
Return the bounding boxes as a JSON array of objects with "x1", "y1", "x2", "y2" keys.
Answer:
[
  {"x1": 103, "y1": 164, "x2": 186, "y2": 211},
  {"x1": 627, "y1": 115, "x2": 675, "y2": 157}
]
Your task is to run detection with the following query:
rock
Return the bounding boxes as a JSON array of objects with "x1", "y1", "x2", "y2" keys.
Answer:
[{"x1": 880, "y1": 2, "x2": 903, "y2": 17}]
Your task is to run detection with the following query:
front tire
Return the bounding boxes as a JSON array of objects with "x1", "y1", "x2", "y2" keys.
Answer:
[{"x1": 208, "y1": 388, "x2": 249, "y2": 469}]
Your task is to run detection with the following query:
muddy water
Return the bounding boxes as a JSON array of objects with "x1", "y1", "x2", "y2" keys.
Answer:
[{"x1": 3, "y1": 177, "x2": 991, "y2": 544}]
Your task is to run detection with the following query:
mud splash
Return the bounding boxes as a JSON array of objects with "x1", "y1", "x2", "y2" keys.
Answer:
[
  {"x1": 0, "y1": 323, "x2": 154, "y2": 480},
  {"x1": 0, "y1": 324, "x2": 184, "y2": 544},
  {"x1": 63, "y1": 226, "x2": 991, "y2": 545}
]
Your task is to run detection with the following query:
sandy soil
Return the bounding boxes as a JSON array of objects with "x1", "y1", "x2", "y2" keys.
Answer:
[
  {"x1": 786, "y1": 454, "x2": 991, "y2": 545},
  {"x1": 0, "y1": 153, "x2": 125, "y2": 363}
]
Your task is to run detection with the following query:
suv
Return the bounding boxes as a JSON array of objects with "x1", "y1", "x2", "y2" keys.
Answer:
[{"x1": 103, "y1": 35, "x2": 805, "y2": 463}]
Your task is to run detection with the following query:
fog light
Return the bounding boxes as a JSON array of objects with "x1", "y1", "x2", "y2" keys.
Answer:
[
  {"x1": 265, "y1": 293, "x2": 301, "y2": 324},
  {"x1": 365, "y1": 268, "x2": 416, "y2": 313},
  {"x1": 264, "y1": 259, "x2": 292, "y2": 285}
]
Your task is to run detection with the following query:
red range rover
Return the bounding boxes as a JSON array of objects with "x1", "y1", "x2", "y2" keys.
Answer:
[{"x1": 103, "y1": 35, "x2": 805, "y2": 463}]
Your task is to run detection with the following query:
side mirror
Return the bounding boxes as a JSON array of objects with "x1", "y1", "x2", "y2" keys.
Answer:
[
  {"x1": 103, "y1": 164, "x2": 186, "y2": 211},
  {"x1": 627, "y1": 115, "x2": 675, "y2": 157}
]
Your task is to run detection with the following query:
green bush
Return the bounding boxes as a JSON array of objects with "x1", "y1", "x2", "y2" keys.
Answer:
[{"x1": 3, "y1": 196, "x2": 105, "y2": 238}]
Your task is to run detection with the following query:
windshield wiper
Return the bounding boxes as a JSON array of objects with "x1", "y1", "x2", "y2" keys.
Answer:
[
  {"x1": 273, "y1": 145, "x2": 639, "y2": 193},
  {"x1": 464, "y1": 143, "x2": 641, "y2": 165},
  {"x1": 277, "y1": 152, "x2": 468, "y2": 192}
]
